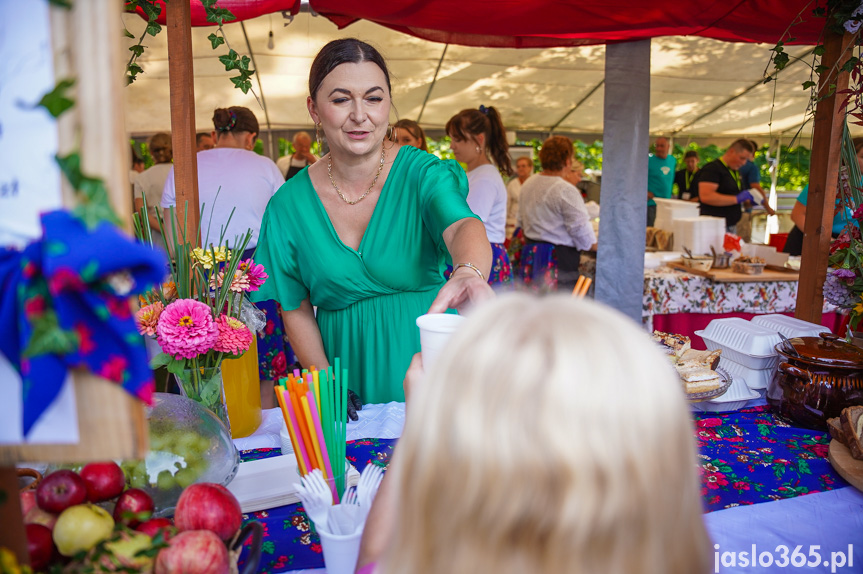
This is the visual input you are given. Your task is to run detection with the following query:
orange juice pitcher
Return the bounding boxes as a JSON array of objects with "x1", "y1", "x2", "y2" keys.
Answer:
[{"x1": 221, "y1": 337, "x2": 262, "y2": 438}]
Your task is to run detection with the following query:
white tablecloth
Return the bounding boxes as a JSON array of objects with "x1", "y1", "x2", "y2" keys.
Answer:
[{"x1": 234, "y1": 403, "x2": 862, "y2": 574}]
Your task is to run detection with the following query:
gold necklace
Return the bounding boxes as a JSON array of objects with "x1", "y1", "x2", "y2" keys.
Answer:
[{"x1": 328, "y1": 143, "x2": 386, "y2": 205}]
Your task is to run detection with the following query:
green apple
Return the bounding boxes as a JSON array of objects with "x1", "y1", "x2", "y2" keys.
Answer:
[{"x1": 53, "y1": 503, "x2": 115, "y2": 556}]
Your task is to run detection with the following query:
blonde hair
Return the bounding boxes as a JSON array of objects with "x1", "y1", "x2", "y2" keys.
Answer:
[{"x1": 379, "y1": 294, "x2": 710, "y2": 574}]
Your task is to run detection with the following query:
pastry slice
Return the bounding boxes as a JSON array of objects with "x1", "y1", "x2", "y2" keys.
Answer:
[
  {"x1": 677, "y1": 366, "x2": 722, "y2": 394},
  {"x1": 652, "y1": 331, "x2": 691, "y2": 361},
  {"x1": 677, "y1": 349, "x2": 722, "y2": 371}
]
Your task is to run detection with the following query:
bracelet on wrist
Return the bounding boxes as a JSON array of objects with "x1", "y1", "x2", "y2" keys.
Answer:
[{"x1": 451, "y1": 262, "x2": 485, "y2": 282}]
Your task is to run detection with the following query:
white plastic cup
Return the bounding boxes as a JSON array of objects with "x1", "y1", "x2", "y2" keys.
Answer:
[
  {"x1": 279, "y1": 424, "x2": 294, "y2": 456},
  {"x1": 416, "y1": 313, "x2": 466, "y2": 370},
  {"x1": 317, "y1": 524, "x2": 364, "y2": 574}
]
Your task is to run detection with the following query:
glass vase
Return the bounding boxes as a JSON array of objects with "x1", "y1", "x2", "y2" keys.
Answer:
[{"x1": 175, "y1": 366, "x2": 231, "y2": 434}]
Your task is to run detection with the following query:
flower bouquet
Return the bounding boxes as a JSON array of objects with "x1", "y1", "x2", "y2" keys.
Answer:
[
  {"x1": 824, "y1": 128, "x2": 863, "y2": 332},
  {"x1": 133, "y1": 198, "x2": 267, "y2": 430}
]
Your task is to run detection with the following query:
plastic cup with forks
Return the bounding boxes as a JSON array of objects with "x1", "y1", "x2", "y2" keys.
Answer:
[
  {"x1": 296, "y1": 461, "x2": 349, "y2": 505},
  {"x1": 317, "y1": 521, "x2": 364, "y2": 574}
]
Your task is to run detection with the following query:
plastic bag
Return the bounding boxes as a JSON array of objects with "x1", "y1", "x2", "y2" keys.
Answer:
[{"x1": 239, "y1": 297, "x2": 266, "y2": 333}]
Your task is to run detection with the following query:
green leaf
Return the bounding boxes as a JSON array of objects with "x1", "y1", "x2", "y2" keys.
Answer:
[
  {"x1": 798, "y1": 459, "x2": 811, "y2": 475},
  {"x1": 815, "y1": 64, "x2": 829, "y2": 74},
  {"x1": 123, "y1": 27, "x2": 135, "y2": 39},
  {"x1": 262, "y1": 540, "x2": 275, "y2": 554},
  {"x1": 208, "y1": 32, "x2": 225, "y2": 49},
  {"x1": 238, "y1": 55, "x2": 251, "y2": 71},
  {"x1": 146, "y1": 21, "x2": 162, "y2": 37},
  {"x1": 814, "y1": 45, "x2": 826, "y2": 56},
  {"x1": 773, "y1": 52, "x2": 790, "y2": 70},
  {"x1": 166, "y1": 357, "x2": 187, "y2": 376},
  {"x1": 802, "y1": 80, "x2": 817, "y2": 90},
  {"x1": 841, "y1": 57, "x2": 859, "y2": 73},
  {"x1": 129, "y1": 44, "x2": 145, "y2": 58},
  {"x1": 48, "y1": 0, "x2": 73, "y2": 7},
  {"x1": 36, "y1": 78, "x2": 76, "y2": 118},
  {"x1": 231, "y1": 75, "x2": 253, "y2": 94},
  {"x1": 149, "y1": 353, "x2": 173, "y2": 369},
  {"x1": 199, "y1": 375, "x2": 222, "y2": 407}
]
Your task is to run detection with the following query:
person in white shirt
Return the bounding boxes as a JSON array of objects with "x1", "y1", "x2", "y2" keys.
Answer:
[
  {"x1": 505, "y1": 156, "x2": 534, "y2": 239},
  {"x1": 517, "y1": 136, "x2": 596, "y2": 292},
  {"x1": 134, "y1": 133, "x2": 173, "y2": 252},
  {"x1": 446, "y1": 105, "x2": 513, "y2": 286},
  {"x1": 276, "y1": 131, "x2": 318, "y2": 181},
  {"x1": 161, "y1": 106, "x2": 291, "y2": 386}
]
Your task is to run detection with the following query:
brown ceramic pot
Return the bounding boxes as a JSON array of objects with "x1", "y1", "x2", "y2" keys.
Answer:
[{"x1": 767, "y1": 332, "x2": 863, "y2": 430}]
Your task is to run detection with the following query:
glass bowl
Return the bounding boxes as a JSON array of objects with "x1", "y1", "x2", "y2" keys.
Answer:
[{"x1": 122, "y1": 392, "x2": 240, "y2": 516}]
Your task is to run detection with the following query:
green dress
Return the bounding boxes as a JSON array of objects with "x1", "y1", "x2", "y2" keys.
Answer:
[{"x1": 252, "y1": 145, "x2": 477, "y2": 403}]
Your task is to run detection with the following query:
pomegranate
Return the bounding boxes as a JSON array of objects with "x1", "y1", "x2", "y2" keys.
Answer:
[
  {"x1": 154, "y1": 530, "x2": 230, "y2": 574},
  {"x1": 174, "y1": 483, "x2": 241, "y2": 541}
]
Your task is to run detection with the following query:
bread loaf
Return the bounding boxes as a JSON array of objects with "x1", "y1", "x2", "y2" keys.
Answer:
[
  {"x1": 827, "y1": 417, "x2": 848, "y2": 446},
  {"x1": 839, "y1": 406, "x2": 863, "y2": 461}
]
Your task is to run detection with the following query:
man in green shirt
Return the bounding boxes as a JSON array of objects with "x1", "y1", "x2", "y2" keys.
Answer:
[{"x1": 647, "y1": 137, "x2": 676, "y2": 226}]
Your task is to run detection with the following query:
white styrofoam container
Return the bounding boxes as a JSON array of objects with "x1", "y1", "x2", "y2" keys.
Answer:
[
  {"x1": 671, "y1": 216, "x2": 725, "y2": 255},
  {"x1": 695, "y1": 318, "x2": 781, "y2": 369},
  {"x1": 653, "y1": 198, "x2": 700, "y2": 232},
  {"x1": 718, "y1": 356, "x2": 774, "y2": 390},
  {"x1": 691, "y1": 374, "x2": 761, "y2": 412},
  {"x1": 750, "y1": 314, "x2": 829, "y2": 339}
]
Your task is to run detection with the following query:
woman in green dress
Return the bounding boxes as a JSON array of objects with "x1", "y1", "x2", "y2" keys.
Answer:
[{"x1": 252, "y1": 39, "x2": 493, "y2": 406}]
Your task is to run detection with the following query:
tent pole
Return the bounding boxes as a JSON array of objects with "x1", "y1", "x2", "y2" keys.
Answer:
[
  {"x1": 595, "y1": 40, "x2": 650, "y2": 323},
  {"x1": 796, "y1": 27, "x2": 853, "y2": 324},
  {"x1": 240, "y1": 21, "x2": 276, "y2": 161},
  {"x1": 548, "y1": 79, "x2": 604, "y2": 133},
  {"x1": 417, "y1": 44, "x2": 448, "y2": 123},
  {"x1": 670, "y1": 48, "x2": 815, "y2": 136},
  {"x1": 166, "y1": 0, "x2": 200, "y2": 247}
]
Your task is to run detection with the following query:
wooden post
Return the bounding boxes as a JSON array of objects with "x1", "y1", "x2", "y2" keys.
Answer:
[
  {"x1": 796, "y1": 27, "x2": 853, "y2": 324},
  {"x1": 166, "y1": 0, "x2": 201, "y2": 247},
  {"x1": 0, "y1": 468, "x2": 28, "y2": 566}
]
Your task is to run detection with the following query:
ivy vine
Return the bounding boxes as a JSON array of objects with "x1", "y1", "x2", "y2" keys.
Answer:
[{"x1": 123, "y1": 0, "x2": 258, "y2": 99}]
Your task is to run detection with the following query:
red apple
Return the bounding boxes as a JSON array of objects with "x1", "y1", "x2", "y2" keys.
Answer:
[
  {"x1": 36, "y1": 469, "x2": 88, "y2": 514},
  {"x1": 137, "y1": 517, "x2": 175, "y2": 541},
  {"x1": 24, "y1": 506, "x2": 58, "y2": 531},
  {"x1": 80, "y1": 461, "x2": 126, "y2": 502},
  {"x1": 20, "y1": 490, "x2": 37, "y2": 517},
  {"x1": 154, "y1": 530, "x2": 230, "y2": 574},
  {"x1": 26, "y1": 523, "x2": 54, "y2": 571},
  {"x1": 112, "y1": 488, "x2": 154, "y2": 527},
  {"x1": 174, "y1": 484, "x2": 242, "y2": 542}
]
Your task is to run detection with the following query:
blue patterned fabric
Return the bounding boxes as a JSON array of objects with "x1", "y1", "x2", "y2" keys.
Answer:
[
  {"x1": 0, "y1": 210, "x2": 166, "y2": 434},
  {"x1": 237, "y1": 407, "x2": 848, "y2": 572}
]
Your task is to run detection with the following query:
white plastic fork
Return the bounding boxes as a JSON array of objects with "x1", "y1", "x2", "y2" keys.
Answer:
[
  {"x1": 293, "y1": 469, "x2": 332, "y2": 532},
  {"x1": 355, "y1": 464, "x2": 384, "y2": 520}
]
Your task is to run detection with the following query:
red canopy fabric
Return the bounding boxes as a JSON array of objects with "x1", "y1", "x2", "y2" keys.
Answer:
[
  {"x1": 309, "y1": 0, "x2": 825, "y2": 47},
  {"x1": 131, "y1": 0, "x2": 300, "y2": 26}
]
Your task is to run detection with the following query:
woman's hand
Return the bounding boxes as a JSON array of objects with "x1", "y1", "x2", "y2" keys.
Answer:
[
  {"x1": 403, "y1": 353, "x2": 424, "y2": 406},
  {"x1": 427, "y1": 267, "x2": 494, "y2": 314}
]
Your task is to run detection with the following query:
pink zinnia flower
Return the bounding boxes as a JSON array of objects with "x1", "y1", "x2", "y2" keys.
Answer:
[
  {"x1": 156, "y1": 298, "x2": 218, "y2": 359},
  {"x1": 213, "y1": 314, "x2": 254, "y2": 355},
  {"x1": 238, "y1": 259, "x2": 268, "y2": 291},
  {"x1": 136, "y1": 301, "x2": 164, "y2": 336}
]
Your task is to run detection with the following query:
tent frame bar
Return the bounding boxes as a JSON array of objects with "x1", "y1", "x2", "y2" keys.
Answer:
[{"x1": 417, "y1": 44, "x2": 448, "y2": 124}]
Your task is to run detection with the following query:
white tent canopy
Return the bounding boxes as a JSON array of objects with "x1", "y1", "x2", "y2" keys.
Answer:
[{"x1": 123, "y1": 11, "x2": 821, "y2": 144}]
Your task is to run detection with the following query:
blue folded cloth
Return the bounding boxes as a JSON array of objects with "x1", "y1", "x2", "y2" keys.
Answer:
[{"x1": 0, "y1": 210, "x2": 167, "y2": 435}]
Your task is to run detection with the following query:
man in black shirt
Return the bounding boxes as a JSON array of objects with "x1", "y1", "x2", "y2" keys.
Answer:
[
  {"x1": 698, "y1": 139, "x2": 759, "y2": 231},
  {"x1": 674, "y1": 150, "x2": 700, "y2": 201}
]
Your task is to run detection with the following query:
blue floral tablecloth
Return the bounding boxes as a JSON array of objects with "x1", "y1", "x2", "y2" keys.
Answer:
[{"x1": 238, "y1": 407, "x2": 847, "y2": 573}]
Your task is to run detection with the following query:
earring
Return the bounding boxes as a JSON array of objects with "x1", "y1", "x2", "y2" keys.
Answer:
[
  {"x1": 475, "y1": 145, "x2": 481, "y2": 153},
  {"x1": 315, "y1": 123, "x2": 324, "y2": 152},
  {"x1": 386, "y1": 124, "x2": 396, "y2": 141}
]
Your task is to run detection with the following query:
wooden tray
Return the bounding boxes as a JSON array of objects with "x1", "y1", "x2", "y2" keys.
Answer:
[
  {"x1": 667, "y1": 261, "x2": 800, "y2": 283},
  {"x1": 828, "y1": 439, "x2": 863, "y2": 492}
]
